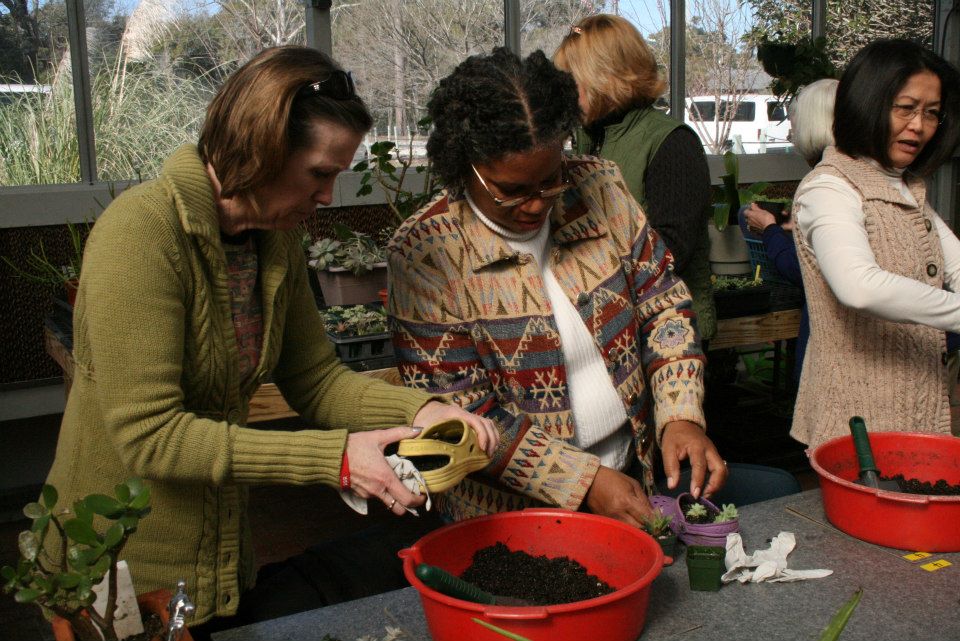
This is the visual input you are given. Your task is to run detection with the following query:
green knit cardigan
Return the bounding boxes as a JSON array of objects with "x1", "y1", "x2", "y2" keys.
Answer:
[{"x1": 44, "y1": 145, "x2": 434, "y2": 623}]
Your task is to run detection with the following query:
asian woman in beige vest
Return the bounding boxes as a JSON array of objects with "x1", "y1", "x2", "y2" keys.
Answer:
[{"x1": 791, "y1": 40, "x2": 960, "y2": 449}]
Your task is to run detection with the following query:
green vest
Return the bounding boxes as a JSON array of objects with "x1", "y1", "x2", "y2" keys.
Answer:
[{"x1": 575, "y1": 107, "x2": 717, "y2": 339}]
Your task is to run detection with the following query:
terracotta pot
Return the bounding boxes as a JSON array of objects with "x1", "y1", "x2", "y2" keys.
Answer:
[
  {"x1": 65, "y1": 278, "x2": 79, "y2": 307},
  {"x1": 378, "y1": 287, "x2": 388, "y2": 307},
  {"x1": 51, "y1": 589, "x2": 194, "y2": 641}
]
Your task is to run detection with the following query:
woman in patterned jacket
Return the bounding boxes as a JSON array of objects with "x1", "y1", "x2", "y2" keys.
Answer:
[{"x1": 387, "y1": 48, "x2": 726, "y2": 527}]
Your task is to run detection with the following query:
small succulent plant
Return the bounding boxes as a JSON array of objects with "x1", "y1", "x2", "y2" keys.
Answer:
[{"x1": 641, "y1": 509, "x2": 674, "y2": 537}]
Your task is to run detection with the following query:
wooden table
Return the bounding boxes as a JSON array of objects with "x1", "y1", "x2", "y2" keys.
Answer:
[
  {"x1": 43, "y1": 326, "x2": 399, "y2": 424},
  {"x1": 709, "y1": 308, "x2": 801, "y2": 350}
]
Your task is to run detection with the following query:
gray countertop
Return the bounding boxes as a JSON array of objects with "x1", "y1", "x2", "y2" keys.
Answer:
[{"x1": 214, "y1": 490, "x2": 959, "y2": 641}]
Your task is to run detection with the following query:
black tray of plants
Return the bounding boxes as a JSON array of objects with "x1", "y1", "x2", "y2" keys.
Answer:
[
  {"x1": 712, "y1": 276, "x2": 772, "y2": 319},
  {"x1": 319, "y1": 303, "x2": 395, "y2": 370}
]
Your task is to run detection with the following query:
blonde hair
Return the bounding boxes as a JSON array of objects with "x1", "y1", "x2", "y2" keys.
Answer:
[
  {"x1": 554, "y1": 14, "x2": 665, "y2": 124},
  {"x1": 788, "y1": 78, "x2": 838, "y2": 166}
]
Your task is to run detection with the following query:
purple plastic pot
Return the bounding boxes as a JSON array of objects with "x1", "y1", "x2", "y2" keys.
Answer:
[{"x1": 650, "y1": 493, "x2": 740, "y2": 547}]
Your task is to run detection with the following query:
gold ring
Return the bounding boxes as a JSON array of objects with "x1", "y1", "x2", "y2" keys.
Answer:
[{"x1": 388, "y1": 498, "x2": 397, "y2": 509}]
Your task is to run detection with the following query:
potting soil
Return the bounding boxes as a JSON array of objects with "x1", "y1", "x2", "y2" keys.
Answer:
[
  {"x1": 882, "y1": 474, "x2": 960, "y2": 495},
  {"x1": 460, "y1": 542, "x2": 614, "y2": 606},
  {"x1": 679, "y1": 495, "x2": 716, "y2": 524}
]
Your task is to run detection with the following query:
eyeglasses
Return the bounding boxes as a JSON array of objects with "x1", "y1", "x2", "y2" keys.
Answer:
[
  {"x1": 297, "y1": 71, "x2": 356, "y2": 101},
  {"x1": 470, "y1": 162, "x2": 571, "y2": 208},
  {"x1": 891, "y1": 103, "x2": 944, "y2": 126}
]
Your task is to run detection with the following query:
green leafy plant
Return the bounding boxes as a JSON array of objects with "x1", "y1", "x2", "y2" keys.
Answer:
[
  {"x1": 353, "y1": 118, "x2": 442, "y2": 229},
  {"x1": 712, "y1": 275, "x2": 764, "y2": 291},
  {"x1": 641, "y1": 509, "x2": 674, "y2": 537},
  {"x1": 1, "y1": 479, "x2": 152, "y2": 641},
  {"x1": 320, "y1": 305, "x2": 388, "y2": 337},
  {"x1": 685, "y1": 502, "x2": 708, "y2": 521},
  {"x1": 714, "y1": 504, "x2": 739, "y2": 523},
  {"x1": 306, "y1": 223, "x2": 386, "y2": 276},
  {"x1": 713, "y1": 151, "x2": 771, "y2": 231},
  {"x1": 756, "y1": 34, "x2": 838, "y2": 106},
  {"x1": 817, "y1": 586, "x2": 863, "y2": 641},
  {"x1": 2, "y1": 219, "x2": 91, "y2": 288}
]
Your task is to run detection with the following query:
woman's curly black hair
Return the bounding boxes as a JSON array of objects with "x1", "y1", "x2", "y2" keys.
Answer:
[{"x1": 426, "y1": 47, "x2": 581, "y2": 191}]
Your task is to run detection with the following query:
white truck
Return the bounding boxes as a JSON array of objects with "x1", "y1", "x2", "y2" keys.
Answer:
[{"x1": 684, "y1": 94, "x2": 791, "y2": 155}]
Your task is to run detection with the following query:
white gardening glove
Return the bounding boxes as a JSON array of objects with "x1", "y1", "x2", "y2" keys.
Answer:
[
  {"x1": 722, "y1": 532, "x2": 833, "y2": 583},
  {"x1": 339, "y1": 454, "x2": 431, "y2": 516}
]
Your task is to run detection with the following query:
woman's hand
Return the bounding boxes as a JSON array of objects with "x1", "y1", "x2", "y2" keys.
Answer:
[
  {"x1": 412, "y1": 401, "x2": 499, "y2": 458},
  {"x1": 584, "y1": 466, "x2": 655, "y2": 528},
  {"x1": 346, "y1": 426, "x2": 427, "y2": 515},
  {"x1": 744, "y1": 203, "x2": 777, "y2": 236},
  {"x1": 660, "y1": 420, "x2": 727, "y2": 499}
]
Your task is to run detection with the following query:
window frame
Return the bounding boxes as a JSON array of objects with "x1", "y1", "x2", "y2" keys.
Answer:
[{"x1": 1, "y1": 0, "x2": 954, "y2": 229}]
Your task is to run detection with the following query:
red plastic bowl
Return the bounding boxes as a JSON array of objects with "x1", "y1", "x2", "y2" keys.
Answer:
[
  {"x1": 810, "y1": 432, "x2": 960, "y2": 552},
  {"x1": 399, "y1": 508, "x2": 663, "y2": 641}
]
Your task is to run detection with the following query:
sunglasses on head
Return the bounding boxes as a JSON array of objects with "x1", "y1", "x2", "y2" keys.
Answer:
[{"x1": 297, "y1": 70, "x2": 356, "y2": 101}]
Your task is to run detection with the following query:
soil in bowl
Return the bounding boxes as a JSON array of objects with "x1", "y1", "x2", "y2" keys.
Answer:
[
  {"x1": 882, "y1": 475, "x2": 960, "y2": 495},
  {"x1": 460, "y1": 542, "x2": 614, "y2": 606}
]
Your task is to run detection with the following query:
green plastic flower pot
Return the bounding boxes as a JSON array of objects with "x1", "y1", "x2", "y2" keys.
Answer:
[
  {"x1": 685, "y1": 545, "x2": 725, "y2": 591},
  {"x1": 655, "y1": 532, "x2": 677, "y2": 560}
]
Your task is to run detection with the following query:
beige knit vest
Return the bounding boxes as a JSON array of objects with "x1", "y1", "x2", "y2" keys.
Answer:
[{"x1": 791, "y1": 147, "x2": 951, "y2": 449}]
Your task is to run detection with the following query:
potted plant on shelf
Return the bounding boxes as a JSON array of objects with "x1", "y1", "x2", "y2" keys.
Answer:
[
  {"x1": 319, "y1": 304, "x2": 395, "y2": 371},
  {"x1": 711, "y1": 270, "x2": 773, "y2": 319},
  {"x1": 709, "y1": 151, "x2": 770, "y2": 275},
  {"x1": 1, "y1": 478, "x2": 194, "y2": 641},
  {"x1": 350, "y1": 120, "x2": 444, "y2": 307},
  {"x1": 641, "y1": 509, "x2": 677, "y2": 560},
  {"x1": 307, "y1": 223, "x2": 388, "y2": 306},
  {"x1": 2, "y1": 219, "x2": 90, "y2": 306}
]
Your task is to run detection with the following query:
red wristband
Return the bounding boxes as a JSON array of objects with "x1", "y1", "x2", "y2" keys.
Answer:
[{"x1": 339, "y1": 451, "x2": 351, "y2": 489}]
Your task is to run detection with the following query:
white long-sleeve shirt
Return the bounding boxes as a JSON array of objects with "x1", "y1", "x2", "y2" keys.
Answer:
[
  {"x1": 465, "y1": 193, "x2": 631, "y2": 470},
  {"x1": 794, "y1": 163, "x2": 960, "y2": 333}
]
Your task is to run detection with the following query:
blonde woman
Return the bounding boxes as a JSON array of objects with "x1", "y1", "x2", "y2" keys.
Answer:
[{"x1": 555, "y1": 14, "x2": 715, "y2": 339}]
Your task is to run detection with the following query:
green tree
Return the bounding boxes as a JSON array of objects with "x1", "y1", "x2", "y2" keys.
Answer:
[{"x1": 746, "y1": 0, "x2": 934, "y2": 70}]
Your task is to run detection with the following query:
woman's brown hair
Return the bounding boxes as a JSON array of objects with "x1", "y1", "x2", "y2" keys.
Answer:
[
  {"x1": 554, "y1": 14, "x2": 665, "y2": 124},
  {"x1": 198, "y1": 45, "x2": 372, "y2": 200}
]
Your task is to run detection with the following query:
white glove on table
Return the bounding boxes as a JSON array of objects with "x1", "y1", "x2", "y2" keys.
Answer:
[
  {"x1": 339, "y1": 454, "x2": 432, "y2": 516},
  {"x1": 722, "y1": 532, "x2": 833, "y2": 583}
]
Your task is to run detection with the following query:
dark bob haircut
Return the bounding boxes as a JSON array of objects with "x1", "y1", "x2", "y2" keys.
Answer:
[
  {"x1": 426, "y1": 47, "x2": 581, "y2": 191},
  {"x1": 833, "y1": 39, "x2": 960, "y2": 177}
]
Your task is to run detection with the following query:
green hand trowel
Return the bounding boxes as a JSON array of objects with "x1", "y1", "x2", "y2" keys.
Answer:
[
  {"x1": 397, "y1": 419, "x2": 491, "y2": 493},
  {"x1": 415, "y1": 563, "x2": 529, "y2": 606},
  {"x1": 848, "y1": 416, "x2": 900, "y2": 491}
]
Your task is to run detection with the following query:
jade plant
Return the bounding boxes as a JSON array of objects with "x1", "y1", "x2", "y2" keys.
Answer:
[
  {"x1": 353, "y1": 117, "x2": 442, "y2": 230},
  {"x1": 1, "y1": 479, "x2": 152, "y2": 641}
]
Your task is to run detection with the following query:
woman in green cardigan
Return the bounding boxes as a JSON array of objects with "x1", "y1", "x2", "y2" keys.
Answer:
[
  {"x1": 43, "y1": 45, "x2": 496, "y2": 632},
  {"x1": 555, "y1": 14, "x2": 717, "y2": 340}
]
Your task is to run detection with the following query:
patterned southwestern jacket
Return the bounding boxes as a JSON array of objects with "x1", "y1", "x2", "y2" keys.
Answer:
[{"x1": 387, "y1": 156, "x2": 706, "y2": 521}]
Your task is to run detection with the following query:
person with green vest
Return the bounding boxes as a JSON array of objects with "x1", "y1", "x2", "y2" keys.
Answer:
[
  {"x1": 42, "y1": 46, "x2": 497, "y2": 637},
  {"x1": 555, "y1": 14, "x2": 716, "y2": 340}
]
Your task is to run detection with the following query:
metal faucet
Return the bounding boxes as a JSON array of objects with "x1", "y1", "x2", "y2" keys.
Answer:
[{"x1": 166, "y1": 580, "x2": 195, "y2": 641}]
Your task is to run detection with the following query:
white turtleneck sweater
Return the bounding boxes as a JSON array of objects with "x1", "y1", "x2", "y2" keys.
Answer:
[
  {"x1": 794, "y1": 160, "x2": 960, "y2": 332},
  {"x1": 465, "y1": 192, "x2": 631, "y2": 470}
]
